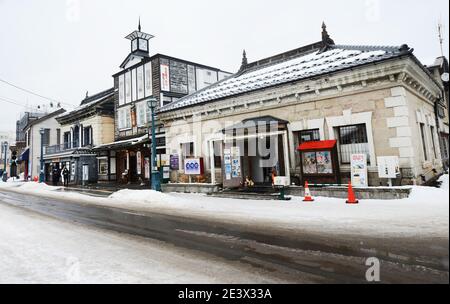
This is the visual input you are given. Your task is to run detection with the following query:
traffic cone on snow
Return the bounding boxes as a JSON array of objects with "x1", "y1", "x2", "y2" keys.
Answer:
[
  {"x1": 346, "y1": 182, "x2": 359, "y2": 204},
  {"x1": 303, "y1": 181, "x2": 315, "y2": 202}
]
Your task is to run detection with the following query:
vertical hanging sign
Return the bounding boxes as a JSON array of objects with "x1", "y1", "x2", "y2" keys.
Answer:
[
  {"x1": 136, "y1": 151, "x2": 142, "y2": 175},
  {"x1": 160, "y1": 64, "x2": 170, "y2": 91}
]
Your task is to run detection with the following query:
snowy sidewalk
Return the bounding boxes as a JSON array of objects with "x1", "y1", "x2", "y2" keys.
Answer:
[{"x1": 1, "y1": 175, "x2": 449, "y2": 238}]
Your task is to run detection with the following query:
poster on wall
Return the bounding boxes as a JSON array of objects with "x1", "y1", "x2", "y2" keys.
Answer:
[
  {"x1": 160, "y1": 64, "x2": 170, "y2": 91},
  {"x1": 316, "y1": 151, "x2": 333, "y2": 174},
  {"x1": 302, "y1": 152, "x2": 317, "y2": 174},
  {"x1": 351, "y1": 154, "x2": 368, "y2": 187},
  {"x1": 377, "y1": 156, "x2": 400, "y2": 179},
  {"x1": 144, "y1": 157, "x2": 150, "y2": 179},
  {"x1": 231, "y1": 147, "x2": 241, "y2": 179},
  {"x1": 170, "y1": 155, "x2": 180, "y2": 170},
  {"x1": 184, "y1": 158, "x2": 202, "y2": 175},
  {"x1": 136, "y1": 151, "x2": 142, "y2": 175},
  {"x1": 223, "y1": 149, "x2": 232, "y2": 180}
]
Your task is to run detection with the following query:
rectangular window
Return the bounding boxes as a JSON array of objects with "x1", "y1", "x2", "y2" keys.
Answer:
[
  {"x1": 118, "y1": 107, "x2": 131, "y2": 130},
  {"x1": 430, "y1": 126, "x2": 437, "y2": 159},
  {"x1": 125, "y1": 71, "x2": 132, "y2": 103},
  {"x1": 63, "y1": 132, "x2": 71, "y2": 149},
  {"x1": 137, "y1": 65, "x2": 145, "y2": 100},
  {"x1": 118, "y1": 74, "x2": 125, "y2": 105},
  {"x1": 98, "y1": 158, "x2": 108, "y2": 175},
  {"x1": 144, "y1": 62, "x2": 152, "y2": 97},
  {"x1": 162, "y1": 95, "x2": 172, "y2": 106},
  {"x1": 42, "y1": 129, "x2": 50, "y2": 147},
  {"x1": 56, "y1": 129, "x2": 61, "y2": 145},
  {"x1": 213, "y1": 141, "x2": 222, "y2": 168},
  {"x1": 337, "y1": 124, "x2": 369, "y2": 164},
  {"x1": 83, "y1": 126, "x2": 92, "y2": 147},
  {"x1": 299, "y1": 129, "x2": 320, "y2": 143},
  {"x1": 181, "y1": 142, "x2": 194, "y2": 159},
  {"x1": 136, "y1": 102, "x2": 147, "y2": 127},
  {"x1": 131, "y1": 68, "x2": 137, "y2": 102},
  {"x1": 420, "y1": 123, "x2": 428, "y2": 161}
]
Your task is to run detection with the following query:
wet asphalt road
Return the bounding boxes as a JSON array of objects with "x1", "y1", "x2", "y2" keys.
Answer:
[{"x1": 0, "y1": 189, "x2": 448, "y2": 284}]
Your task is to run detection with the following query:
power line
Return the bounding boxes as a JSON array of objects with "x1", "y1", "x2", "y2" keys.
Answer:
[
  {"x1": 0, "y1": 96, "x2": 26, "y2": 108},
  {"x1": 0, "y1": 77, "x2": 73, "y2": 106}
]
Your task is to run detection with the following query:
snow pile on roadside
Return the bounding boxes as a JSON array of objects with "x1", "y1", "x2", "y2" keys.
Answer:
[
  {"x1": 109, "y1": 189, "x2": 176, "y2": 205},
  {"x1": 1, "y1": 176, "x2": 448, "y2": 238},
  {"x1": 19, "y1": 182, "x2": 61, "y2": 192},
  {"x1": 439, "y1": 173, "x2": 449, "y2": 190}
]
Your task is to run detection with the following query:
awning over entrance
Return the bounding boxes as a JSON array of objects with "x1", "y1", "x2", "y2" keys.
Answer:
[
  {"x1": 297, "y1": 140, "x2": 337, "y2": 151},
  {"x1": 222, "y1": 115, "x2": 288, "y2": 133},
  {"x1": 93, "y1": 135, "x2": 149, "y2": 151},
  {"x1": 19, "y1": 148, "x2": 29, "y2": 162}
]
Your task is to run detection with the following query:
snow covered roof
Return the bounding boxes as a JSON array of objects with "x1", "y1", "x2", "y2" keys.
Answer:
[
  {"x1": 93, "y1": 135, "x2": 148, "y2": 150},
  {"x1": 159, "y1": 44, "x2": 412, "y2": 113},
  {"x1": 57, "y1": 88, "x2": 114, "y2": 122}
]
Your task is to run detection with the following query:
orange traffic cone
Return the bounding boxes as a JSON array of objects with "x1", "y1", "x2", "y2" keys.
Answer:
[
  {"x1": 346, "y1": 182, "x2": 359, "y2": 204},
  {"x1": 303, "y1": 181, "x2": 315, "y2": 202}
]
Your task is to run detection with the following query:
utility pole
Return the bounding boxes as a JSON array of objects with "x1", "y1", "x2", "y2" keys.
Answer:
[
  {"x1": 39, "y1": 128, "x2": 45, "y2": 183},
  {"x1": 147, "y1": 97, "x2": 161, "y2": 192},
  {"x1": 2, "y1": 141, "x2": 8, "y2": 182},
  {"x1": 2, "y1": 142, "x2": 7, "y2": 179}
]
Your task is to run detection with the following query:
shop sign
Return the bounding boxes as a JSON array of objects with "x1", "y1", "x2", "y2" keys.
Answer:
[
  {"x1": 231, "y1": 147, "x2": 241, "y2": 179},
  {"x1": 170, "y1": 154, "x2": 180, "y2": 170},
  {"x1": 136, "y1": 151, "x2": 142, "y2": 175},
  {"x1": 144, "y1": 158, "x2": 150, "y2": 179},
  {"x1": 224, "y1": 149, "x2": 232, "y2": 180},
  {"x1": 185, "y1": 158, "x2": 201, "y2": 175},
  {"x1": 377, "y1": 156, "x2": 400, "y2": 179},
  {"x1": 351, "y1": 154, "x2": 368, "y2": 187}
]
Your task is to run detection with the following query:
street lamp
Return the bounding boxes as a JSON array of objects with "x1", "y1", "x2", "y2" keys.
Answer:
[
  {"x1": 39, "y1": 128, "x2": 45, "y2": 183},
  {"x1": 147, "y1": 97, "x2": 161, "y2": 192},
  {"x1": 2, "y1": 142, "x2": 7, "y2": 182}
]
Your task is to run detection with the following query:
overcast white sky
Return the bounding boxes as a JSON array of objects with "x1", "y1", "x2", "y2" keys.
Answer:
[{"x1": 0, "y1": 0, "x2": 448, "y2": 134}]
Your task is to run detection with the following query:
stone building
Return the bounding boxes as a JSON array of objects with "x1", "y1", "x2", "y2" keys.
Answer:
[
  {"x1": 43, "y1": 89, "x2": 115, "y2": 184},
  {"x1": 426, "y1": 56, "x2": 449, "y2": 170},
  {"x1": 159, "y1": 24, "x2": 447, "y2": 188}
]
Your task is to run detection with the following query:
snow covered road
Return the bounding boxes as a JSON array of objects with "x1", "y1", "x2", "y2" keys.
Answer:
[
  {"x1": 0, "y1": 202, "x2": 287, "y2": 284},
  {"x1": 1, "y1": 175, "x2": 449, "y2": 238}
]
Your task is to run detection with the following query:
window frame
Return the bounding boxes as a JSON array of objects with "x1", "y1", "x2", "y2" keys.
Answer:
[
  {"x1": 298, "y1": 129, "x2": 320, "y2": 144},
  {"x1": 337, "y1": 124, "x2": 369, "y2": 165},
  {"x1": 420, "y1": 123, "x2": 428, "y2": 161}
]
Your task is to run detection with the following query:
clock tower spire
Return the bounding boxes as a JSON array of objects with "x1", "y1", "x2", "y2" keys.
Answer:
[{"x1": 125, "y1": 19, "x2": 154, "y2": 55}]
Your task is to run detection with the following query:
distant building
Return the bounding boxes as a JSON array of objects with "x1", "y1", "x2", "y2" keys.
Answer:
[
  {"x1": 0, "y1": 131, "x2": 15, "y2": 177},
  {"x1": 43, "y1": 89, "x2": 115, "y2": 184},
  {"x1": 23, "y1": 109, "x2": 65, "y2": 180},
  {"x1": 94, "y1": 22, "x2": 232, "y2": 184},
  {"x1": 12, "y1": 112, "x2": 47, "y2": 179}
]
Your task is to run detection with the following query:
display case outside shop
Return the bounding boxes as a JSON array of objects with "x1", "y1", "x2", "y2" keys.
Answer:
[{"x1": 297, "y1": 140, "x2": 340, "y2": 185}]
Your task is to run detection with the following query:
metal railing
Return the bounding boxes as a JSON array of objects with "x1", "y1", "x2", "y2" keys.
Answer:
[{"x1": 44, "y1": 141, "x2": 93, "y2": 155}]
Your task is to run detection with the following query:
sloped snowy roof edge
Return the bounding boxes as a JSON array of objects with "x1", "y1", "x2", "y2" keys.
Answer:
[{"x1": 158, "y1": 44, "x2": 412, "y2": 114}]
